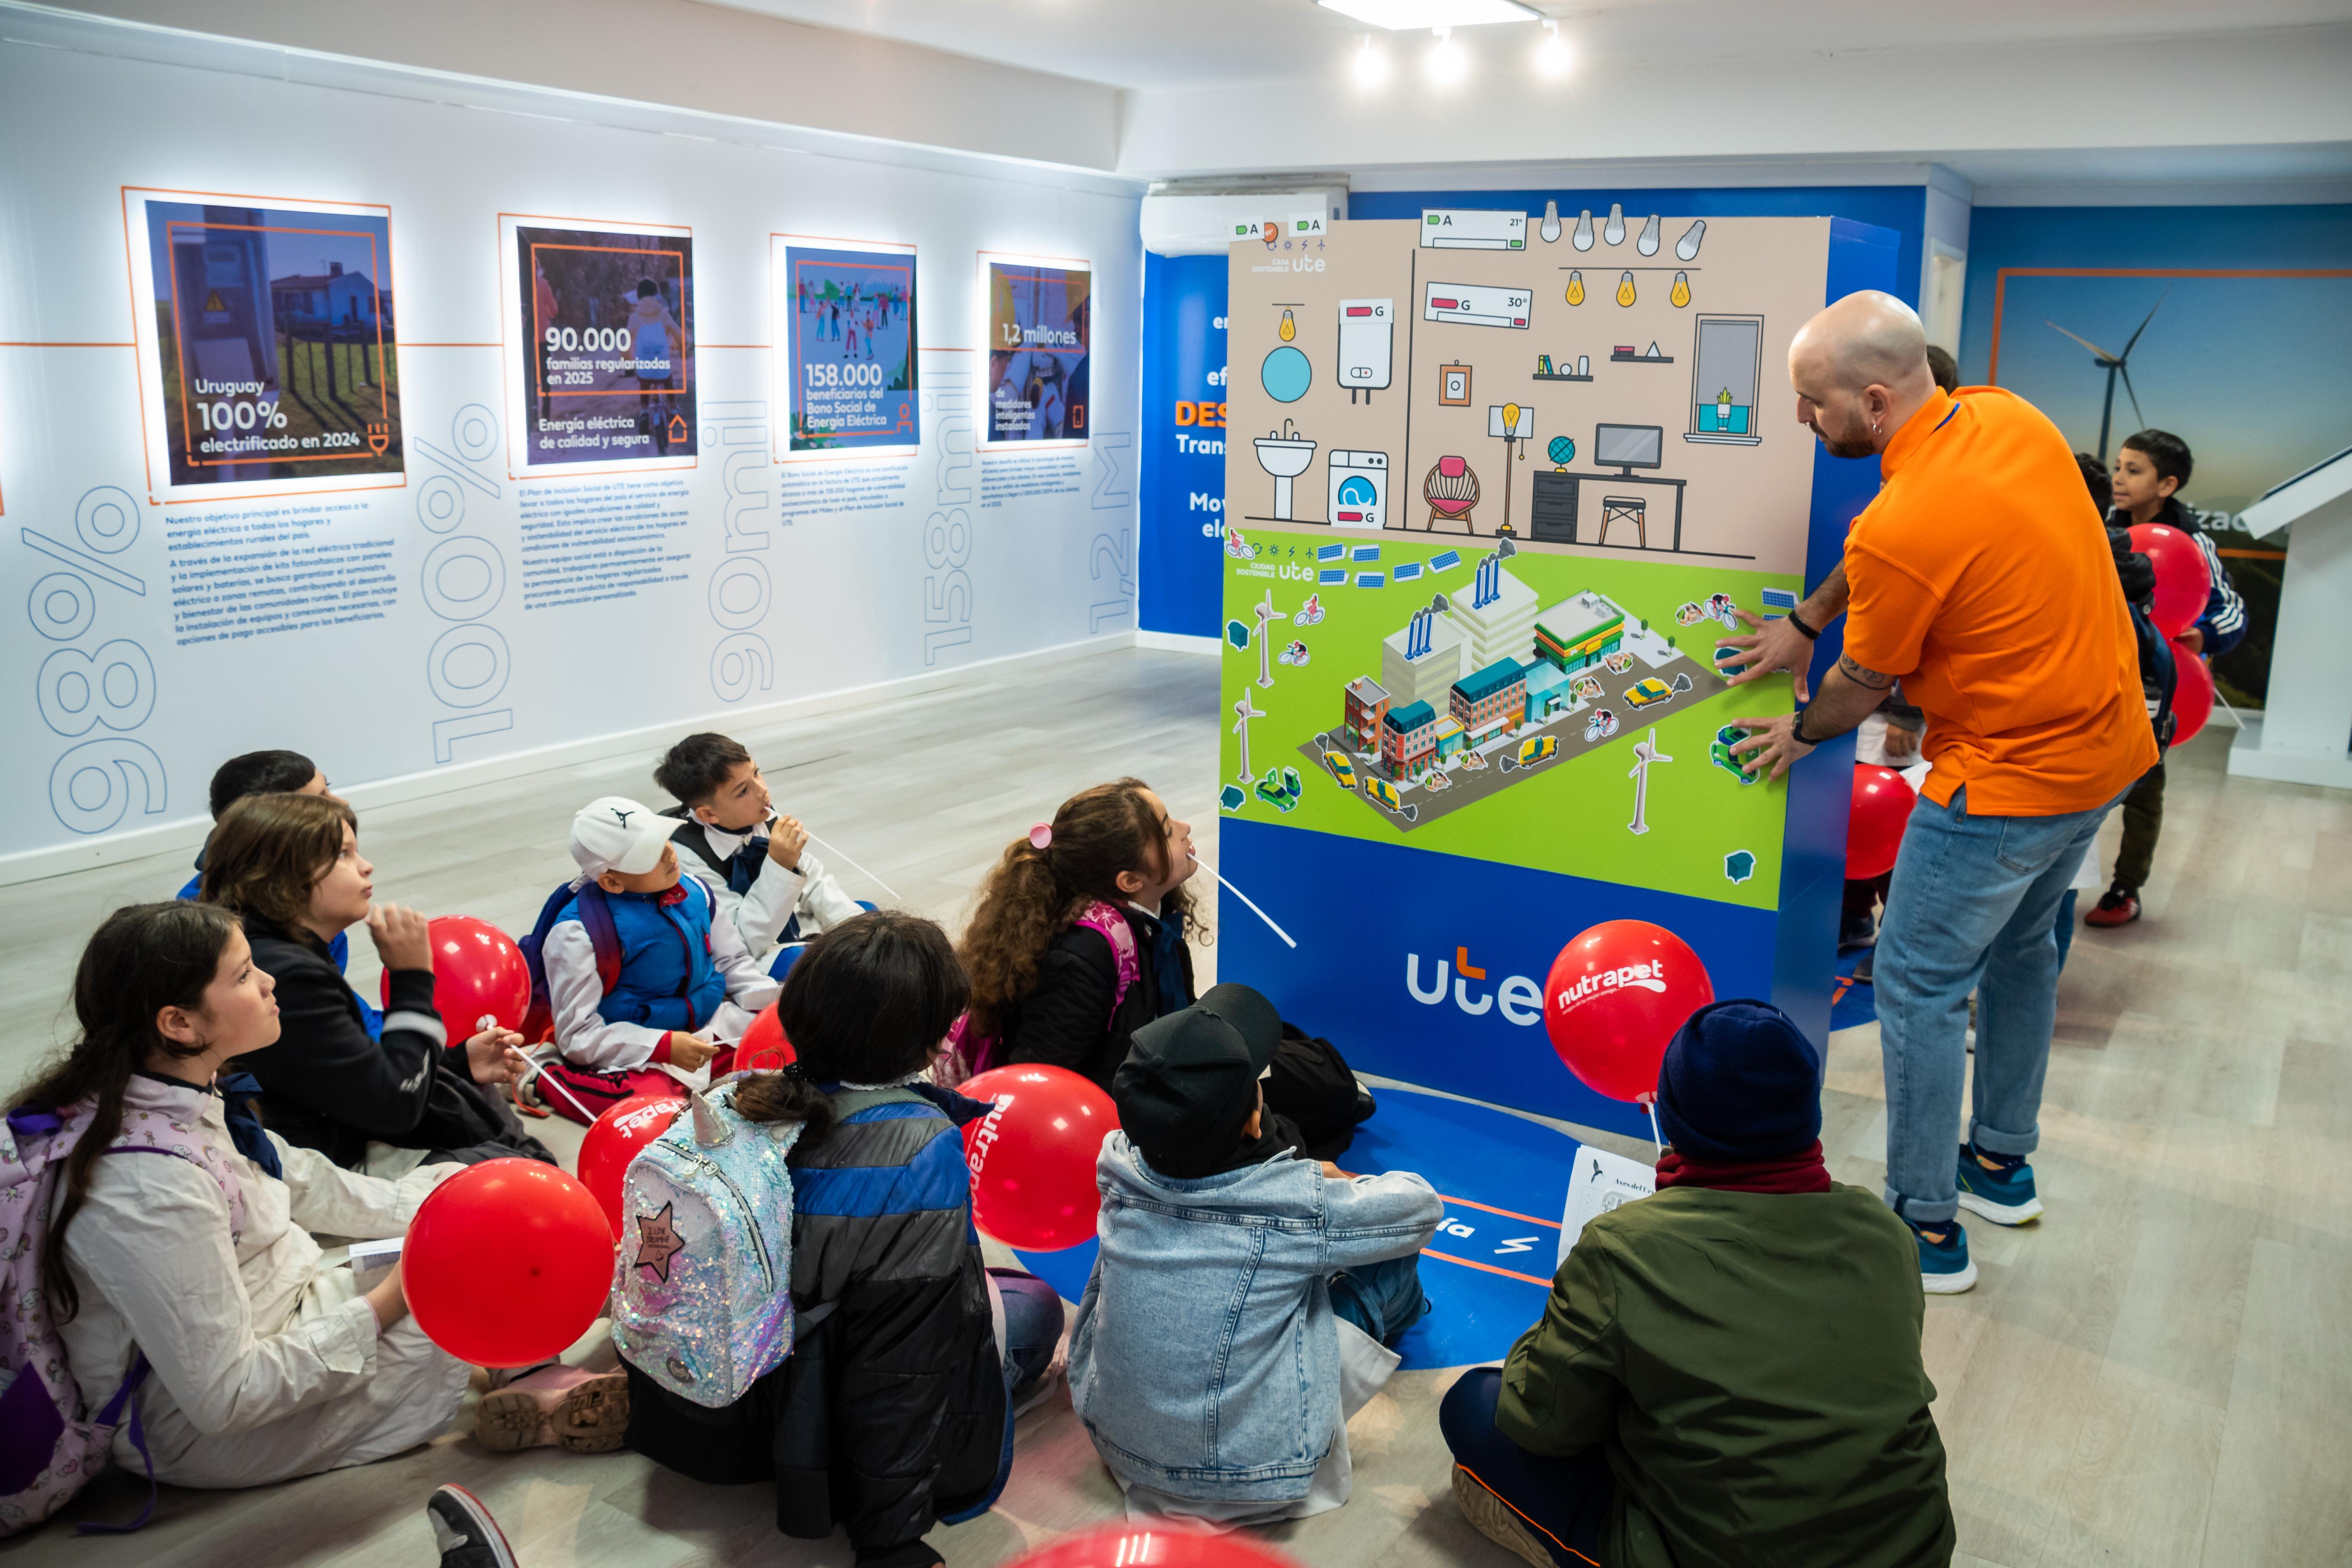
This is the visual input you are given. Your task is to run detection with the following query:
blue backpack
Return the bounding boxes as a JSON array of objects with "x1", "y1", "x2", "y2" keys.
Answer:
[{"x1": 517, "y1": 880, "x2": 622, "y2": 1044}]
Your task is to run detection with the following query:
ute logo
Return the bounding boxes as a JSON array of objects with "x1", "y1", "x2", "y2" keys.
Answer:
[
  {"x1": 1554, "y1": 962, "x2": 1670, "y2": 1013},
  {"x1": 1405, "y1": 946, "x2": 1544, "y2": 1026}
]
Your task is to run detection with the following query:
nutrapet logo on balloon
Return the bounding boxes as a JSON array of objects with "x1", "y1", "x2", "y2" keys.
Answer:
[
  {"x1": 1405, "y1": 946, "x2": 1544, "y2": 1025},
  {"x1": 1554, "y1": 962, "x2": 1671, "y2": 1012}
]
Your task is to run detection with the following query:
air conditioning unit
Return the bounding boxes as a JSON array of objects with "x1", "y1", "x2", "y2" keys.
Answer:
[{"x1": 1140, "y1": 182, "x2": 1349, "y2": 258}]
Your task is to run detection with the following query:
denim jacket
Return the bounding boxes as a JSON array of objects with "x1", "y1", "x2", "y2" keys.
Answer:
[{"x1": 1068, "y1": 1132, "x2": 1442, "y2": 1504}]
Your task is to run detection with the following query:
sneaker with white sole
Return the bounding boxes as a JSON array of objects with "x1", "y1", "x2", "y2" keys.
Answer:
[
  {"x1": 1955, "y1": 1142, "x2": 2044, "y2": 1225},
  {"x1": 427, "y1": 1484, "x2": 517, "y2": 1568},
  {"x1": 1908, "y1": 1217, "x2": 1977, "y2": 1294}
]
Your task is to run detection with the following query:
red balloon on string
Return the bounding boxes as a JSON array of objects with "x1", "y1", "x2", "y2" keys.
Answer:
[
  {"x1": 1846, "y1": 763, "x2": 1917, "y2": 880},
  {"x1": 2127, "y1": 523, "x2": 2213, "y2": 640},
  {"x1": 1543, "y1": 921, "x2": 1715, "y2": 1102},
  {"x1": 2169, "y1": 639, "x2": 2215, "y2": 746},
  {"x1": 734, "y1": 1003, "x2": 794, "y2": 1074},
  {"x1": 380, "y1": 915, "x2": 531, "y2": 1034},
  {"x1": 959, "y1": 1064, "x2": 1119, "y2": 1251},
  {"x1": 403, "y1": 1159, "x2": 615, "y2": 1368},
  {"x1": 577, "y1": 1093, "x2": 684, "y2": 1236},
  {"x1": 1007, "y1": 1522, "x2": 1305, "y2": 1568}
]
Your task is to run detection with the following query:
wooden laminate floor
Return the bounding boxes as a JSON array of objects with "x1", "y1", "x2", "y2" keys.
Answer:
[{"x1": 0, "y1": 645, "x2": 2342, "y2": 1567}]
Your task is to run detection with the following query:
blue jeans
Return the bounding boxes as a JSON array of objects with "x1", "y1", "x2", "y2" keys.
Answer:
[
  {"x1": 2053, "y1": 888, "x2": 2078, "y2": 971},
  {"x1": 1877, "y1": 785, "x2": 2125, "y2": 1222},
  {"x1": 1328, "y1": 1252, "x2": 1429, "y2": 1349},
  {"x1": 991, "y1": 1268, "x2": 1063, "y2": 1399},
  {"x1": 1440, "y1": 1368, "x2": 1614, "y2": 1567}
]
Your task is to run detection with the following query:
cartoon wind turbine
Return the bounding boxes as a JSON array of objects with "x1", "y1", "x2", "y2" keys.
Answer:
[
  {"x1": 1252, "y1": 588, "x2": 1289, "y2": 690},
  {"x1": 1233, "y1": 694, "x2": 1268, "y2": 782},
  {"x1": 1627, "y1": 727, "x2": 1674, "y2": 836}
]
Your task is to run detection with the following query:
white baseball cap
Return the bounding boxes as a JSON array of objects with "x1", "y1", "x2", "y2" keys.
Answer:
[{"x1": 570, "y1": 796, "x2": 685, "y2": 878}]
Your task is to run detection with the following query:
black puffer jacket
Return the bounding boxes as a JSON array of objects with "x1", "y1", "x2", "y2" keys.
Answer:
[
  {"x1": 624, "y1": 1084, "x2": 1008, "y2": 1568},
  {"x1": 1000, "y1": 904, "x2": 1189, "y2": 1094},
  {"x1": 233, "y1": 914, "x2": 552, "y2": 1170}
]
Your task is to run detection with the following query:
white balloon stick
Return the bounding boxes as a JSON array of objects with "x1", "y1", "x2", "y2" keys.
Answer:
[{"x1": 1188, "y1": 849, "x2": 1298, "y2": 950}]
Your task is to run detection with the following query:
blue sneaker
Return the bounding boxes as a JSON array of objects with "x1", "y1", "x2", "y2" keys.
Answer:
[
  {"x1": 1909, "y1": 1217, "x2": 1977, "y2": 1294},
  {"x1": 1955, "y1": 1142, "x2": 2044, "y2": 1225}
]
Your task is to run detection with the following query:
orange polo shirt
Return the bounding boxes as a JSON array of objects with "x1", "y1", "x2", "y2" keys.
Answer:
[{"x1": 1842, "y1": 386, "x2": 2158, "y2": 816}]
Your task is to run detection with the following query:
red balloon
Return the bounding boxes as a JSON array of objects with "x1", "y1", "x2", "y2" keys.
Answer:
[
  {"x1": 403, "y1": 1159, "x2": 616, "y2": 1368},
  {"x1": 2128, "y1": 523, "x2": 2213, "y2": 640},
  {"x1": 577, "y1": 1093, "x2": 684, "y2": 1236},
  {"x1": 1846, "y1": 763, "x2": 1917, "y2": 880},
  {"x1": 959, "y1": 1064, "x2": 1119, "y2": 1251},
  {"x1": 2170, "y1": 638, "x2": 2215, "y2": 746},
  {"x1": 735, "y1": 1003, "x2": 794, "y2": 1074},
  {"x1": 1543, "y1": 921, "x2": 1716, "y2": 1102},
  {"x1": 1008, "y1": 1523, "x2": 1304, "y2": 1568},
  {"x1": 380, "y1": 915, "x2": 531, "y2": 1035}
]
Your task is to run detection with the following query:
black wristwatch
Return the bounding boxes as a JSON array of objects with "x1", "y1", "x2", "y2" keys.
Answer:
[
  {"x1": 1786, "y1": 608, "x2": 1820, "y2": 641},
  {"x1": 1790, "y1": 702, "x2": 1818, "y2": 746}
]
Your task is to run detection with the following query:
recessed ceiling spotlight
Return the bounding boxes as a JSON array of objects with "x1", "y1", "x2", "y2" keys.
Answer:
[
  {"x1": 1353, "y1": 34, "x2": 1390, "y2": 86},
  {"x1": 1535, "y1": 19, "x2": 1574, "y2": 77},
  {"x1": 1318, "y1": 0, "x2": 1539, "y2": 30},
  {"x1": 1425, "y1": 27, "x2": 1469, "y2": 85}
]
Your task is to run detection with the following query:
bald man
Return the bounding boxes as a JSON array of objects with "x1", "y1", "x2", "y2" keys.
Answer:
[{"x1": 1722, "y1": 291, "x2": 2155, "y2": 1294}]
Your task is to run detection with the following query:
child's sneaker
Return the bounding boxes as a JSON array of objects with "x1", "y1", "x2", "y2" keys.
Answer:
[
  {"x1": 426, "y1": 1484, "x2": 517, "y2": 1568},
  {"x1": 1908, "y1": 1217, "x2": 1977, "y2": 1294},
  {"x1": 473, "y1": 1366, "x2": 630, "y2": 1454},
  {"x1": 1451, "y1": 1464, "x2": 1560, "y2": 1568},
  {"x1": 1955, "y1": 1142, "x2": 2044, "y2": 1225}
]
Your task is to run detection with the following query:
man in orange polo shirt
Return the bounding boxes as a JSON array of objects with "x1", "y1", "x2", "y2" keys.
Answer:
[{"x1": 1729, "y1": 291, "x2": 2154, "y2": 1293}]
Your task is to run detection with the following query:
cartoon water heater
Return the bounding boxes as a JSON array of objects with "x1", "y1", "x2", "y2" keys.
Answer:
[{"x1": 1337, "y1": 298, "x2": 1394, "y2": 405}]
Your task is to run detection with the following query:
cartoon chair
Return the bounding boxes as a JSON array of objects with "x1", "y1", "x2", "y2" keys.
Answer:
[
  {"x1": 1598, "y1": 495, "x2": 1648, "y2": 548},
  {"x1": 1422, "y1": 455, "x2": 1481, "y2": 533}
]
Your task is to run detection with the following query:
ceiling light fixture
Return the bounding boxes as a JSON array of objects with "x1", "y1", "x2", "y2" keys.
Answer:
[
  {"x1": 1318, "y1": 0, "x2": 1538, "y2": 31},
  {"x1": 1425, "y1": 26, "x2": 1468, "y2": 86},
  {"x1": 1535, "y1": 19, "x2": 1573, "y2": 77},
  {"x1": 1353, "y1": 33, "x2": 1390, "y2": 87}
]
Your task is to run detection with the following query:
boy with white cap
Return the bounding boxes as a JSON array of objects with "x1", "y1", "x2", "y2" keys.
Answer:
[{"x1": 528, "y1": 795, "x2": 781, "y2": 1122}]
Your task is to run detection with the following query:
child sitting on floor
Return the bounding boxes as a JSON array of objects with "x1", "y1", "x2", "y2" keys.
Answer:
[
  {"x1": 528, "y1": 796, "x2": 779, "y2": 1123},
  {"x1": 1440, "y1": 1000, "x2": 1954, "y2": 1568},
  {"x1": 651, "y1": 732, "x2": 871, "y2": 978},
  {"x1": 1071, "y1": 983, "x2": 1443, "y2": 1524},
  {"x1": 956, "y1": 777, "x2": 1371, "y2": 1156}
]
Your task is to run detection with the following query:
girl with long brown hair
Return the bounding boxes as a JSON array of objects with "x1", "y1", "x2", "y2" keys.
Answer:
[{"x1": 957, "y1": 779, "x2": 1371, "y2": 1154}]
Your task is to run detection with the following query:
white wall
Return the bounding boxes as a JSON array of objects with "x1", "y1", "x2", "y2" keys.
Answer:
[{"x1": 0, "y1": 9, "x2": 1144, "y2": 879}]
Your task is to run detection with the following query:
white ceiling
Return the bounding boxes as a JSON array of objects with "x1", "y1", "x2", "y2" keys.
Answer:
[{"x1": 702, "y1": 0, "x2": 2352, "y2": 91}]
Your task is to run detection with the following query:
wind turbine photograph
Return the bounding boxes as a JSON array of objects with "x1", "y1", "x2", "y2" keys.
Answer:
[{"x1": 2045, "y1": 285, "x2": 2169, "y2": 461}]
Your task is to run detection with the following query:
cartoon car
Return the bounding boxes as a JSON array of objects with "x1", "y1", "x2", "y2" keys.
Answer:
[
  {"x1": 1322, "y1": 750, "x2": 1358, "y2": 790},
  {"x1": 1255, "y1": 765, "x2": 1303, "y2": 812},
  {"x1": 1584, "y1": 708, "x2": 1620, "y2": 742},
  {"x1": 1603, "y1": 651, "x2": 1634, "y2": 675},
  {"x1": 1364, "y1": 776, "x2": 1405, "y2": 813},
  {"x1": 1278, "y1": 639, "x2": 1311, "y2": 667},
  {"x1": 1517, "y1": 735, "x2": 1558, "y2": 767},
  {"x1": 1624, "y1": 678, "x2": 1675, "y2": 709},
  {"x1": 1710, "y1": 724, "x2": 1761, "y2": 784}
]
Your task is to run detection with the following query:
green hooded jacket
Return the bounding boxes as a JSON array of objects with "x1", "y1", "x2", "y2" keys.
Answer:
[{"x1": 1497, "y1": 1183, "x2": 1955, "y2": 1567}]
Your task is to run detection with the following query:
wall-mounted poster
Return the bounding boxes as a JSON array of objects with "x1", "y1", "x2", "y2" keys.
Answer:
[
  {"x1": 982, "y1": 254, "x2": 1091, "y2": 446},
  {"x1": 122, "y1": 188, "x2": 404, "y2": 499},
  {"x1": 773, "y1": 235, "x2": 918, "y2": 457},
  {"x1": 499, "y1": 215, "x2": 696, "y2": 473}
]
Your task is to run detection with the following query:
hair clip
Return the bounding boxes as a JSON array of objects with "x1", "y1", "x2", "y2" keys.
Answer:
[{"x1": 1028, "y1": 822, "x2": 1054, "y2": 850}]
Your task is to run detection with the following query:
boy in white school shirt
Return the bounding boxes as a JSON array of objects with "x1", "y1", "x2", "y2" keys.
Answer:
[{"x1": 652, "y1": 732, "x2": 871, "y2": 978}]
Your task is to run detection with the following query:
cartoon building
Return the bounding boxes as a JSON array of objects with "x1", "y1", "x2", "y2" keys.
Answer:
[
  {"x1": 1380, "y1": 607, "x2": 1469, "y2": 714},
  {"x1": 1451, "y1": 656, "x2": 1528, "y2": 748},
  {"x1": 1342, "y1": 675, "x2": 1389, "y2": 753},
  {"x1": 1381, "y1": 698, "x2": 1439, "y2": 778},
  {"x1": 1451, "y1": 555, "x2": 1540, "y2": 670},
  {"x1": 1534, "y1": 591, "x2": 1627, "y2": 673},
  {"x1": 1522, "y1": 660, "x2": 1569, "y2": 721},
  {"x1": 1433, "y1": 717, "x2": 1467, "y2": 761}
]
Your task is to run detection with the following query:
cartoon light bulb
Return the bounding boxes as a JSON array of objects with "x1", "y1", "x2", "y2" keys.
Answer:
[
  {"x1": 1572, "y1": 209, "x2": 1595, "y2": 250},
  {"x1": 1637, "y1": 213, "x2": 1661, "y2": 256},
  {"x1": 1671, "y1": 271, "x2": 1691, "y2": 308},
  {"x1": 1615, "y1": 271, "x2": 1637, "y2": 307},
  {"x1": 1603, "y1": 203, "x2": 1626, "y2": 246},
  {"x1": 1565, "y1": 270, "x2": 1585, "y2": 306},
  {"x1": 1541, "y1": 199, "x2": 1561, "y2": 243},
  {"x1": 1279, "y1": 308, "x2": 1296, "y2": 343},
  {"x1": 1675, "y1": 219, "x2": 1707, "y2": 261}
]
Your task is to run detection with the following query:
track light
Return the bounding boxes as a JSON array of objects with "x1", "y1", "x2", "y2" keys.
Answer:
[
  {"x1": 1425, "y1": 27, "x2": 1467, "y2": 85},
  {"x1": 1535, "y1": 20, "x2": 1573, "y2": 77},
  {"x1": 1353, "y1": 33, "x2": 1390, "y2": 86}
]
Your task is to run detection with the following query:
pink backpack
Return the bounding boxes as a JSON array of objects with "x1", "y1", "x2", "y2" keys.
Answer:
[
  {"x1": 936, "y1": 901, "x2": 1141, "y2": 1087},
  {"x1": 1, "y1": 1099, "x2": 246, "y2": 1537}
]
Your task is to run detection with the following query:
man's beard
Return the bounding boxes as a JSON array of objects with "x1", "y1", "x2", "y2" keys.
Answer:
[{"x1": 1808, "y1": 415, "x2": 1876, "y2": 460}]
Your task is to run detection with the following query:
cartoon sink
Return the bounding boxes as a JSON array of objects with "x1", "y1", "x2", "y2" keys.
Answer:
[
  {"x1": 1584, "y1": 707, "x2": 1620, "y2": 741},
  {"x1": 1322, "y1": 750, "x2": 1358, "y2": 790}
]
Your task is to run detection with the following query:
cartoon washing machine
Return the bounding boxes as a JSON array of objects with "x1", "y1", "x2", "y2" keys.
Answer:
[{"x1": 1327, "y1": 449, "x2": 1388, "y2": 530}]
